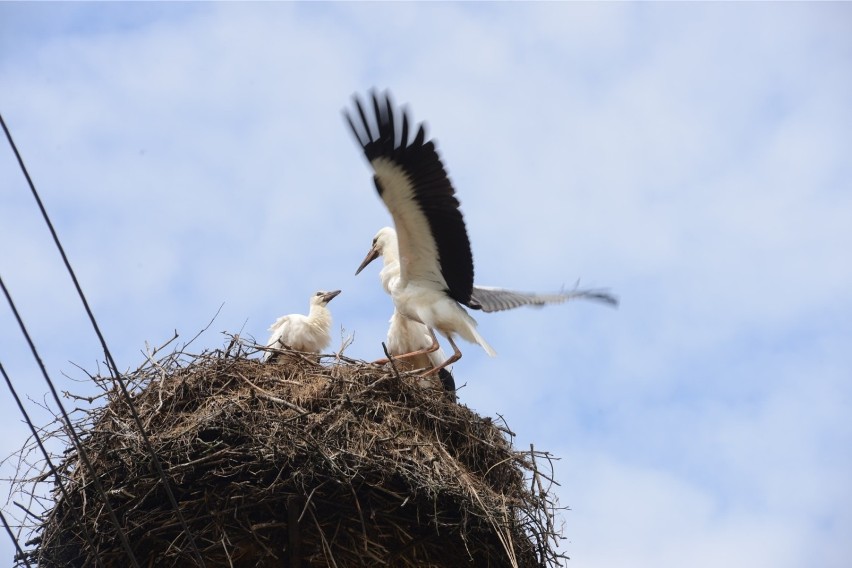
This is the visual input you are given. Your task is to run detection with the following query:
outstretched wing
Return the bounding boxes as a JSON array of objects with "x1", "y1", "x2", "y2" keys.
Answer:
[
  {"x1": 470, "y1": 285, "x2": 619, "y2": 313},
  {"x1": 344, "y1": 90, "x2": 476, "y2": 307}
]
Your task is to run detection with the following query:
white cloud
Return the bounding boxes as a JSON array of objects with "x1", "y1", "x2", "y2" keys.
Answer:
[{"x1": 559, "y1": 451, "x2": 805, "y2": 567}]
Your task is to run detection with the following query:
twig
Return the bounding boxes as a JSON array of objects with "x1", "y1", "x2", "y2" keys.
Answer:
[{"x1": 237, "y1": 373, "x2": 310, "y2": 416}]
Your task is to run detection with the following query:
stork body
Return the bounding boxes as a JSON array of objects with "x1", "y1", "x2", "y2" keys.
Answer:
[
  {"x1": 263, "y1": 290, "x2": 341, "y2": 362},
  {"x1": 392, "y1": 282, "x2": 491, "y2": 354}
]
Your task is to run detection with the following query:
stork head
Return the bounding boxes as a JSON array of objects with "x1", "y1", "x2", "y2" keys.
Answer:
[
  {"x1": 311, "y1": 289, "x2": 342, "y2": 307},
  {"x1": 355, "y1": 227, "x2": 397, "y2": 275}
]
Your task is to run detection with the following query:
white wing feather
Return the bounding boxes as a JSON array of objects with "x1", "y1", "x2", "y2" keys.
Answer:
[
  {"x1": 470, "y1": 285, "x2": 619, "y2": 313},
  {"x1": 372, "y1": 159, "x2": 446, "y2": 291}
]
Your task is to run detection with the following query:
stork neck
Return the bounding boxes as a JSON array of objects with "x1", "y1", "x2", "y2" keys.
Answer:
[
  {"x1": 379, "y1": 260, "x2": 401, "y2": 294},
  {"x1": 379, "y1": 239, "x2": 402, "y2": 293},
  {"x1": 308, "y1": 304, "x2": 331, "y2": 323}
]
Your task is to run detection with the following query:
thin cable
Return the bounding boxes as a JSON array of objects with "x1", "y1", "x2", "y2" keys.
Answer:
[
  {"x1": 0, "y1": 362, "x2": 104, "y2": 568},
  {"x1": 0, "y1": 510, "x2": 32, "y2": 568},
  {"x1": 0, "y1": 113, "x2": 119, "y2": 380},
  {"x1": 0, "y1": 275, "x2": 142, "y2": 568},
  {"x1": 1, "y1": 112, "x2": 207, "y2": 566}
]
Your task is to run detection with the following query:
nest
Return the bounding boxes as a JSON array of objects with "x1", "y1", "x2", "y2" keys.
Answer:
[{"x1": 21, "y1": 338, "x2": 566, "y2": 567}]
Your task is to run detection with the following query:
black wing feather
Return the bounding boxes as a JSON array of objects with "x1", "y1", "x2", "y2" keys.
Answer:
[{"x1": 345, "y1": 89, "x2": 475, "y2": 305}]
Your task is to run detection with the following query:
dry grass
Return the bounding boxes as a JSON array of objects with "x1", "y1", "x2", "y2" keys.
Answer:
[{"x1": 20, "y1": 337, "x2": 566, "y2": 567}]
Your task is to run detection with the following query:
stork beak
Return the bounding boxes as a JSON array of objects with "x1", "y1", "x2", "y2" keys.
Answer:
[
  {"x1": 355, "y1": 245, "x2": 380, "y2": 275},
  {"x1": 321, "y1": 290, "x2": 342, "y2": 303}
]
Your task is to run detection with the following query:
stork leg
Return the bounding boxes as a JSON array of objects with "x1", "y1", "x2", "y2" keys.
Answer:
[
  {"x1": 372, "y1": 328, "x2": 441, "y2": 365},
  {"x1": 421, "y1": 334, "x2": 462, "y2": 377}
]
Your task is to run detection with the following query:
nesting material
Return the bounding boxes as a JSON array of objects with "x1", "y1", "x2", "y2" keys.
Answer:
[{"x1": 28, "y1": 340, "x2": 565, "y2": 567}]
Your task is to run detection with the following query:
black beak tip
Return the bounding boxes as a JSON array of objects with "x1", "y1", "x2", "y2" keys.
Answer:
[
  {"x1": 355, "y1": 248, "x2": 379, "y2": 276},
  {"x1": 325, "y1": 290, "x2": 342, "y2": 302}
]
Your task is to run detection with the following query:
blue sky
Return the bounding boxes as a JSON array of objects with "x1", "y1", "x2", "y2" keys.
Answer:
[{"x1": 1, "y1": 2, "x2": 851, "y2": 566}]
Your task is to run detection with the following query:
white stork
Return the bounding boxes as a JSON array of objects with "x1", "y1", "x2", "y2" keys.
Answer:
[
  {"x1": 345, "y1": 90, "x2": 494, "y2": 375},
  {"x1": 345, "y1": 91, "x2": 617, "y2": 375},
  {"x1": 358, "y1": 226, "x2": 614, "y2": 390},
  {"x1": 356, "y1": 226, "x2": 456, "y2": 394},
  {"x1": 263, "y1": 290, "x2": 341, "y2": 362}
]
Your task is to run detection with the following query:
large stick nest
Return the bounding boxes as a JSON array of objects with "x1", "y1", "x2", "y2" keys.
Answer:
[{"x1": 22, "y1": 338, "x2": 566, "y2": 567}]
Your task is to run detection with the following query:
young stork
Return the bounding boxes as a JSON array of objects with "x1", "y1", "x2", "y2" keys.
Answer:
[
  {"x1": 387, "y1": 311, "x2": 457, "y2": 397},
  {"x1": 263, "y1": 290, "x2": 341, "y2": 362},
  {"x1": 345, "y1": 91, "x2": 617, "y2": 375}
]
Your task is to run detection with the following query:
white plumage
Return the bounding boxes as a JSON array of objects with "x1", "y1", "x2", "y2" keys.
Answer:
[
  {"x1": 263, "y1": 290, "x2": 341, "y2": 362},
  {"x1": 384, "y1": 311, "x2": 446, "y2": 370},
  {"x1": 355, "y1": 226, "x2": 455, "y2": 392},
  {"x1": 345, "y1": 91, "x2": 616, "y2": 375},
  {"x1": 386, "y1": 311, "x2": 456, "y2": 395}
]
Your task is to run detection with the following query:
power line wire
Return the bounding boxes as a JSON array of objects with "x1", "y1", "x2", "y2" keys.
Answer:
[
  {"x1": 0, "y1": 361, "x2": 104, "y2": 568},
  {"x1": 0, "y1": 275, "x2": 142, "y2": 568},
  {"x1": 1, "y1": 112, "x2": 207, "y2": 566}
]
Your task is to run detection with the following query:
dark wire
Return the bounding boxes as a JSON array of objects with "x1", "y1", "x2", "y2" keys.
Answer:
[
  {"x1": 0, "y1": 362, "x2": 104, "y2": 568},
  {"x1": 0, "y1": 510, "x2": 32, "y2": 568},
  {"x1": 1, "y1": 112, "x2": 206, "y2": 566},
  {"x1": 0, "y1": 275, "x2": 142, "y2": 568}
]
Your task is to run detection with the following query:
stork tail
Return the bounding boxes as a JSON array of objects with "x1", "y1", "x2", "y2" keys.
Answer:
[{"x1": 470, "y1": 326, "x2": 496, "y2": 357}]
